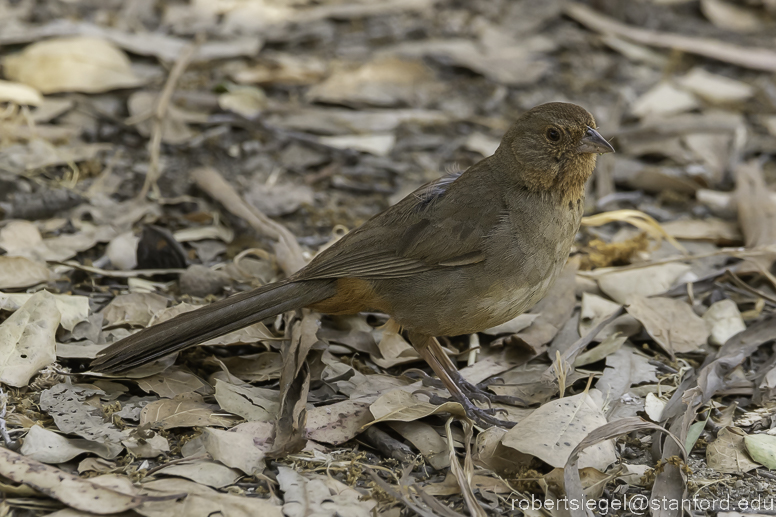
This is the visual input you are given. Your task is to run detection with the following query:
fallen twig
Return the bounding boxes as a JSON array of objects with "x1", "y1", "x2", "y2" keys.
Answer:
[
  {"x1": 139, "y1": 35, "x2": 204, "y2": 199},
  {"x1": 566, "y1": 3, "x2": 776, "y2": 72}
]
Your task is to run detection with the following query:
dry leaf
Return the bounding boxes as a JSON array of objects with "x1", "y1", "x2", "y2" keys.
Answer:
[
  {"x1": 0, "y1": 79, "x2": 42, "y2": 105},
  {"x1": 703, "y1": 299, "x2": 746, "y2": 346},
  {"x1": 596, "y1": 263, "x2": 692, "y2": 304},
  {"x1": 501, "y1": 391, "x2": 617, "y2": 470},
  {"x1": 136, "y1": 369, "x2": 208, "y2": 398},
  {"x1": 0, "y1": 446, "x2": 142, "y2": 513},
  {"x1": 3, "y1": 36, "x2": 145, "y2": 94},
  {"x1": 305, "y1": 400, "x2": 373, "y2": 445},
  {"x1": 154, "y1": 459, "x2": 241, "y2": 489},
  {"x1": 139, "y1": 477, "x2": 283, "y2": 516},
  {"x1": 700, "y1": 0, "x2": 764, "y2": 33},
  {"x1": 0, "y1": 256, "x2": 50, "y2": 289},
  {"x1": 626, "y1": 296, "x2": 709, "y2": 355},
  {"x1": 40, "y1": 383, "x2": 126, "y2": 453},
  {"x1": 369, "y1": 389, "x2": 466, "y2": 424},
  {"x1": 203, "y1": 427, "x2": 266, "y2": 475},
  {"x1": 707, "y1": 427, "x2": 758, "y2": 473},
  {"x1": 0, "y1": 291, "x2": 58, "y2": 387},
  {"x1": 677, "y1": 67, "x2": 754, "y2": 104},
  {"x1": 214, "y1": 378, "x2": 279, "y2": 421},
  {"x1": 139, "y1": 392, "x2": 239, "y2": 429},
  {"x1": 277, "y1": 466, "x2": 377, "y2": 517},
  {"x1": 318, "y1": 133, "x2": 396, "y2": 157},
  {"x1": 389, "y1": 421, "x2": 450, "y2": 470},
  {"x1": 632, "y1": 82, "x2": 699, "y2": 118},
  {"x1": 0, "y1": 291, "x2": 89, "y2": 331},
  {"x1": 102, "y1": 293, "x2": 169, "y2": 328},
  {"x1": 596, "y1": 345, "x2": 658, "y2": 402},
  {"x1": 307, "y1": 56, "x2": 442, "y2": 108},
  {"x1": 20, "y1": 425, "x2": 122, "y2": 463}
]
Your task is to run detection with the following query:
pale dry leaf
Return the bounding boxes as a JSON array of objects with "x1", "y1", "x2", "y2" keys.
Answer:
[
  {"x1": 0, "y1": 140, "x2": 109, "y2": 174},
  {"x1": 382, "y1": 34, "x2": 552, "y2": 86},
  {"x1": 3, "y1": 36, "x2": 145, "y2": 94},
  {"x1": 596, "y1": 345, "x2": 659, "y2": 403},
  {"x1": 0, "y1": 79, "x2": 42, "y2": 105},
  {"x1": 626, "y1": 296, "x2": 709, "y2": 355},
  {"x1": 265, "y1": 107, "x2": 449, "y2": 135},
  {"x1": 229, "y1": 52, "x2": 327, "y2": 85},
  {"x1": 122, "y1": 434, "x2": 170, "y2": 459},
  {"x1": 707, "y1": 427, "x2": 758, "y2": 473},
  {"x1": 389, "y1": 421, "x2": 450, "y2": 470},
  {"x1": 307, "y1": 56, "x2": 442, "y2": 108},
  {"x1": 154, "y1": 460, "x2": 241, "y2": 489},
  {"x1": 139, "y1": 392, "x2": 239, "y2": 429},
  {"x1": 39, "y1": 383, "x2": 127, "y2": 451},
  {"x1": 579, "y1": 293, "x2": 622, "y2": 338},
  {"x1": 231, "y1": 421, "x2": 275, "y2": 453},
  {"x1": 501, "y1": 391, "x2": 617, "y2": 470},
  {"x1": 0, "y1": 291, "x2": 89, "y2": 331},
  {"x1": 596, "y1": 263, "x2": 692, "y2": 304},
  {"x1": 202, "y1": 427, "x2": 266, "y2": 475},
  {"x1": 0, "y1": 256, "x2": 50, "y2": 289},
  {"x1": 661, "y1": 218, "x2": 742, "y2": 243},
  {"x1": 136, "y1": 369, "x2": 208, "y2": 398},
  {"x1": 245, "y1": 182, "x2": 315, "y2": 217},
  {"x1": 218, "y1": 85, "x2": 267, "y2": 118},
  {"x1": 216, "y1": 352, "x2": 283, "y2": 382},
  {"x1": 20, "y1": 425, "x2": 122, "y2": 463},
  {"x1": 369, "y1": 389, "x2": 466, "y2": 424},
  {"x1": 0, "y1": 291, "x2": 58, "y2": 387},
  {"x1": 703, "y1": 299, "x2": 746, "y2": 346},
  {"x1": 318, "y1": 133, "x2": 396, "y2": 157},
  {"x1": 644, "y1": 393, "x2": 667, "y2": 421},
  {"x1": 277, "y1": 465, "x2": 377, "y2": 517},
  {"x1": 473, "y1": 426, "x2": 532, "y2": 474},
  {"x1": 139, "y1": 477, "x2": 283, "y2": 516},
  {"x1": 677, "y1": 67, "x2": 754, "y2": 104},
  {"x1": 700, "y1": 0, "x2": 764, "y2": 33},
  {"x1": 305, "y1": 399, "x2": 374, "y2": 445},
  {"x1": 0, "y1": 446, "x2": 143, "y2": 513},
  {"x1": 632, "y1": 82, "x2": 699, "y2": 118},
  {"x1": 213, "y1": 378, "x2": 279, "y2": 421},
  {"x1": 463, "y1": 132, "x2": 500, "y2": 157},
  {"x1": 127, "y1": 91, "x2": 201, "y2": 145},
  {"x1": 102, "y1": 293, "x2": 169, "y2": 328}
]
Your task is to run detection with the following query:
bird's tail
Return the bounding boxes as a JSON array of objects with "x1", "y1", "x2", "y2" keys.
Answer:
[{"x1": 90, "y1": 279, "x2": 338, "y2": 373}]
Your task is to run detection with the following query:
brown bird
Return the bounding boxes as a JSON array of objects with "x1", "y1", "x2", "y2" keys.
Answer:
[{"x1": 91, "y1": 102, "x2": 614, "y2": 427}]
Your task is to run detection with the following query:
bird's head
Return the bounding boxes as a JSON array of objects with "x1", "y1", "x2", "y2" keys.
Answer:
[{"x1": 495, "y1": 102, "x2": 614, "y2": 201}]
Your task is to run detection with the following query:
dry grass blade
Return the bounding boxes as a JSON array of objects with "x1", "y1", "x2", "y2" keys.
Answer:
[
  {"x1": 139, "y1": 36, "x2": 203, "y2": 199},
  {"x1": 563, "y1": 418, "x2": 686, "y2": 517},
  {"x1": 444, "y1": 417, "x2": 486, "y2": 517},
  {"x1": 581, "y1": 209, "x2": 686, "y2": 253}
]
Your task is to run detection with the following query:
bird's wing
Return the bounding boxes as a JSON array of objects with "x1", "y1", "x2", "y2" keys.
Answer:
[{"x1": 299, "y1": 163, "x2": 503, "y2": 280}]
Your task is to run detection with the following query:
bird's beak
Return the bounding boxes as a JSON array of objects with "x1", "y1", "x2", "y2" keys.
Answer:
[{"x1": 578, "y1": 127, "x2": 615, "y2": 154}]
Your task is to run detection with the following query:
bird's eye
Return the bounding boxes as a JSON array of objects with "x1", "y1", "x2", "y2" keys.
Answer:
[{"x1": 546, "y1": 128, "x2": 561, "y2": 142}]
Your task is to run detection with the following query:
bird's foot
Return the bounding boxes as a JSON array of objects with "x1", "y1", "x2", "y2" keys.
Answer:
[
  {"x1": 413, "y1": 389, "x2": 515, "y2": 429},
  {"x1": 408, "y1": 369, "x2": 526, "y2": 407}
]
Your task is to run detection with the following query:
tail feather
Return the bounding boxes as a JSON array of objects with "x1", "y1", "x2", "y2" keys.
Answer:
[{"x1": 90, "y1": 279, "x2": 337, "y2": 373}]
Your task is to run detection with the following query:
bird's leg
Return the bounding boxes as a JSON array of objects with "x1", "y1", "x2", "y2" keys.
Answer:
[
  {"x1": 424, "y1": 335, "x2": 527, "y2": 407},
  {"x1": 408, "y1": 332, "x2": 515, "y2": 428}
]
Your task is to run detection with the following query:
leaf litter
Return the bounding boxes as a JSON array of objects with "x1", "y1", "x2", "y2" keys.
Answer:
[{"x1": 2, "y1": 0, "x2": 776, "y2": 515}]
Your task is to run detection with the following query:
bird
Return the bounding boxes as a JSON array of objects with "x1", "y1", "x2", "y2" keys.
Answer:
[{"x1": 91, "y1": 102, "x2": 614, "y2": 428}]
